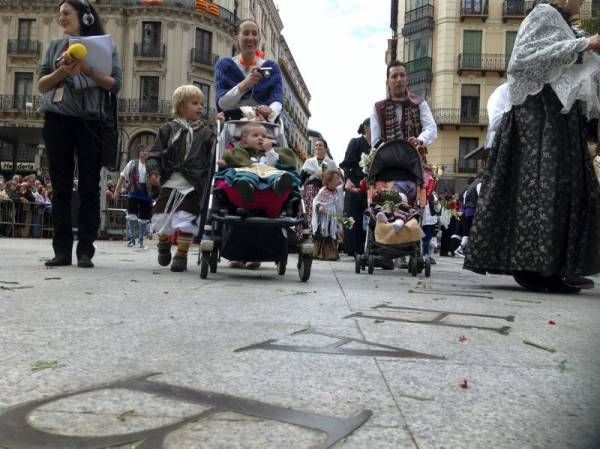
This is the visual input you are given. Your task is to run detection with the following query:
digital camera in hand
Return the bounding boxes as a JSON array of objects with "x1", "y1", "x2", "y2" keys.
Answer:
[{"x1": 257, "y1": 66, "x2": 272, "y2": 78}]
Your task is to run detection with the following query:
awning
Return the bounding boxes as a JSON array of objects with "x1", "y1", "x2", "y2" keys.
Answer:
[
  {"x1": 0, "y1": 123, "x2": 44, "y2": 145},
  {"x1": 464, "y1": 145, "x2": 487, "y2": 160}
]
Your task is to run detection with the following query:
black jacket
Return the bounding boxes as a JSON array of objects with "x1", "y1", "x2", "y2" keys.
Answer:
[
  {"x1": 149, "y1": 120, "x2": 216, "y2": 195},
  {"x1": 339, "y1": 136, "x2": 370, "y2": 185}
]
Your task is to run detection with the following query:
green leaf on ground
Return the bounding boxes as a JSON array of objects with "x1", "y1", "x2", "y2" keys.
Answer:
[
  {"x1": 558, "y1": 360, "x2": 568, "y2": 372},
  {"x1": 523, "y1": 340, "x2": 557, "y2": 353},
  {"x1": 117, "y1": 409, "x2": 136, "y2": 421},
  {"x1": 31, "y1": 360, "x2": 65, "y2": 372},
  {"x1": 399, "y1": 393, "x2": 434, "y2": 401}
]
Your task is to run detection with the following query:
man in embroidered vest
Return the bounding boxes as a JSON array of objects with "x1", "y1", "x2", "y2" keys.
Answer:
[
  {"x1": 370, "y1": 61, "x2": 437, "y2": 157},
  {"x1": 370, "y1": 61, "x2": 438, "y2": 269},
  {"x1": 114, "y1": 144, "x2": 157, "y2": 248}
]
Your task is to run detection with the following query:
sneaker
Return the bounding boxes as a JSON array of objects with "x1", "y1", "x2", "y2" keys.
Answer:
[
  {"x1": 391, "y1": 219, "x2": 405, "y2": 231},
  {"x1": 273, "y1": 173, "x2": 293, "y2": 195},
  {"x1": 455, "y1": 247, "x2": 465, "y2": 257},
  {"x1": 561, "y1": 275, "x2": 594, "y2": 289},
  {"x1": 138, "y1": 242, "x2": 146, "y2": 249},
  {"x1": 127, "y1": 240, "x2": 136, "y2": 247},
  {"x1": 450, "y1": 234, "x2": 461, "y2": 240},
  {"x1": 235, "y1": 180, "x2": 255, "y2": 203},
  {"x1": 429, "y1": 257, "x2": 437, "y2": 265}
]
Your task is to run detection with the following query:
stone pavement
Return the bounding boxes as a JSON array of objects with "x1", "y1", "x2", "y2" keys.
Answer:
[{"x1": 0, "y1": 238, "x2": 599, "y2": 449}]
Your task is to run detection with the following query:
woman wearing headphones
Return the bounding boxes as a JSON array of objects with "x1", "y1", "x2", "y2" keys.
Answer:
[{"x1": 38, "y1": 0, "x2": 122, "y2": 268}]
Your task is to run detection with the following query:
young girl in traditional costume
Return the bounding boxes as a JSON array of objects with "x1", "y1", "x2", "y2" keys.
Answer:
[{"x1": 312, "y1": 170, "x2": 344, "y2": 260}]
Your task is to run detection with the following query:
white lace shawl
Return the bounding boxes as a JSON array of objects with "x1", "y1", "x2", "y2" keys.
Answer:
[
  {"x1": 311, "y1": 185, "x2": 344, "y2": 238},
  {"x1": 507, "y1": 4, "x2": 600, "y2": 117}
]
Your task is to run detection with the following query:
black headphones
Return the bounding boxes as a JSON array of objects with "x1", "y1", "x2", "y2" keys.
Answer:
[{"x1": 79, "y1": 0, "x2": 95, "y2": 26}]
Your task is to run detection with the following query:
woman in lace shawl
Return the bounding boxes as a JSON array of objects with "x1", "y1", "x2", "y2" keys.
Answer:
[
  {"x1": 312, "y1": 170, "x2": 344, "y2": 261},
  {"x1": 464, "y1": 0, "x2": 600, "y2": 292}
]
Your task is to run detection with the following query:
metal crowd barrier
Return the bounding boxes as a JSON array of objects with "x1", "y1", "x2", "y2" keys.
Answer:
[
  {"x1": 0, "y1": 200, "x2": 51, "y2": 238},
  {"x1": 0, "y1": 199, "x2": 130, "y2": 240}
]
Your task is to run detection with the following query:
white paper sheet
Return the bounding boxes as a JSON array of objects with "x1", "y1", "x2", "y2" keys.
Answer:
[{"x1": 68, "y1": 34, "x2": 113, "y2": 89}]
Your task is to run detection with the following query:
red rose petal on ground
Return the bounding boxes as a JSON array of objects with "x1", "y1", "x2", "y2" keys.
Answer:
[
  {"x1": 459, "y1": 336, "x2": 467, "y2": 342},
  {"x1": 460, "y1": 379, "x2": 469, "y2": 389},
  {"x1": 548, "y1": 320, "x2": 556, "y2": 325}
]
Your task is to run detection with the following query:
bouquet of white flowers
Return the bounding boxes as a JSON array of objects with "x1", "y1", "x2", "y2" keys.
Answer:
[
  {"x1": 334, "y1": 213, "x2": 356, "y2": 229},
  {"x1": 359, "y1": 149, "x2": 376, "y2": 175}
]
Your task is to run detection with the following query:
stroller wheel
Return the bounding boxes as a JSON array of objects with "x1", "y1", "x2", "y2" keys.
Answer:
[
  {"x1": 210, "y1": 250, "x2": 219, "y2": 273},
  {"x1": 425, "y1": 258, "x2": 431, "y2": 277},
  {"x1": 298, "y1": 255, "x2": 312, "y2": 282},
  {"x1": 354, "y1": 255, "x2": 361, "y2": 274},
  {"x1": 200, "y1": 251, "x2": 210, "y2": 279},
  {"x1": 409, "y1": 256, "x2": 418, "y2": 276},
  {"x1": 367, "y1": 255, "x2": 375, "y2": 275}
]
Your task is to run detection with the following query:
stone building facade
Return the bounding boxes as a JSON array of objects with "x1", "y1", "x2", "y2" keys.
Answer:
[
  {"x1": 0, "y1": 0, "x2": 311, "y2": 176},
  {"x1": 389, "y1": 0, "x2": 595, "y2": 193}
]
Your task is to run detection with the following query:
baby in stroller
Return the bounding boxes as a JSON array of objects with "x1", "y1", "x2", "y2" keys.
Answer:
[
  {"x1": 356, "y1": 139, "x2": 430, "y2": 276},
  {"x1": 214, "y1": 121, "x2": 301, "y2": 218}
]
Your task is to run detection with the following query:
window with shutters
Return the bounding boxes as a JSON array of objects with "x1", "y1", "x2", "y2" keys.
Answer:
[
  {"x1": 13, "y1": 72, "x2": 33, "y2": 110},
  {"x1": 460, "y1": 84, "x2": 480, "y2": 124},
  {"x1": 505, "y1": 31, "x2": 517, "y2": 67},
  {"x1": 140, "y1": 76, "x2": 159, "y2": 113},
  {"x1": 462, "y1": 30, "x2": 482, "y2": 68}
]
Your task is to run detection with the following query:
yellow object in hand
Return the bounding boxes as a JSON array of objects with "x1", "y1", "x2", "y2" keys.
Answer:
[{"x1": 65, "y1": 43, "x2": 87, "y2": 62}]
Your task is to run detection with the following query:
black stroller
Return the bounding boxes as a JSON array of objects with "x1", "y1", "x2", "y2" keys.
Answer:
[
  {"x1": 355, "y1": 139, "x2": 431, "y2": 277},
  {"x1": 198, "y1": 120, "x2": 313, "y2": 281}
]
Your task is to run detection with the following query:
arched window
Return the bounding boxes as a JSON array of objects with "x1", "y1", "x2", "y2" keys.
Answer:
[{"x1": 127, "y1": 131, "x2": 156, "y2": 160}]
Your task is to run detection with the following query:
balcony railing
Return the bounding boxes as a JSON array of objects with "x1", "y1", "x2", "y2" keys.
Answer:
[
  {"x1": 406, "y1": 56, "x2": 432, "y2": 74},
  {"x1": 405, "y1": 2, "x2": 434, "y2": 23},
  {"x1": 432, "y1": 108, "x2": 488, "y2": 126},
  {"x1": 455, "y1": 158, "x2": 478, "y2": 174},
  {"x1": 460, "y1": 0, "x2": 489, "y2": 20},
  {"x1": 190, "y1": 48, "x2": 219, "y2": 66},
  {"x1": 7, "y1": 39, "x2": 40, "y2": 55},
  {"x1": 134, "y1": 43, "x2": 166, "y2": 58},
  {"x1": 0, "y1": 95, "x2": 42, "y2": 112},
  {"x1": 458, "y1": 53, "x2": 506, "y2": 74},
  {"x1": 119, "y1": 98, "x2": 172, "y2": 115},
  {"x1": 502, "y1": 0, "x2": 534, "y2": 20},
  {"x1": 402, "y1": 4, "x2": 434, "y2": 35}
]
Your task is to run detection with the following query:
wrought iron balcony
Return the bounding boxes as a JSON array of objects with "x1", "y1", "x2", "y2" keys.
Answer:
[
  {"x1": 402, "y1": 3, "x2": 434, "y2": 36},
  {"x1": 458, "y1": 53, "x2": 506, "y2": 75},
  {"x1": 0, "y1": 95, "x2": 42, "y2": 112},
  {"x1": 455, "y1": 158, "x2": 478, "y2": 174},
  {"x1": 405, "y1": 57, "x2": 433, "y2": 86},
  {"x1": 460, "y1": 0, "x2": 489, "y2": 21},
  {"x1": 406, "y1": 56, "x2": 432, "y2": 74},
  {"x1": 502, "y1": 0, "x2": 534, "y2": 20},
  {"x1": 134, "y1": 43, "x2": 165, "y2": 59},
  {"x1": 7, "y1": 39, "x2": 40, "y2": 56},
  {"x1": 190, "y1": 48, "x2": 219, "y2": 66},
  {"x1": 119, "y1": 98, "x2": 171, "y2": 115},
  {"x1": 432, "y1": 108, "x2": 488, "y2": 126}
]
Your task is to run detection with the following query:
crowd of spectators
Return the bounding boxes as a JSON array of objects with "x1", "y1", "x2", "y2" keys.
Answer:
[{"x1": 0, "y1": 171, "x2": 57, "y2": 237}]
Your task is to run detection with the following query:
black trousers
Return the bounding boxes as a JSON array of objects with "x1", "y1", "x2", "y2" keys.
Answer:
[
  {"x1": 43, "y1": 112, "x2": 103, "y2": 259},
  {"x1": 343, "y1": 190, "x2": 367, "y2": 256}
]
